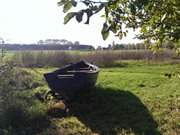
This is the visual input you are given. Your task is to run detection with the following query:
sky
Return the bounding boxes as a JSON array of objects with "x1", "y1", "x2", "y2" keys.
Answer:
[{"x1": 0, "y1": 0, "x2": 141, "y2": 47}]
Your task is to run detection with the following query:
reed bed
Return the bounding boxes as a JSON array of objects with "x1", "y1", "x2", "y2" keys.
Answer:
[{"x1": 11, "y1": 50, "x2": 178, "y2": 67}]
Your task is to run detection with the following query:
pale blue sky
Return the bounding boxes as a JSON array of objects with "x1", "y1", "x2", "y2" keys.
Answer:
[{"x1": 0, "y1": 0, "x2": 141, "y2": 47}]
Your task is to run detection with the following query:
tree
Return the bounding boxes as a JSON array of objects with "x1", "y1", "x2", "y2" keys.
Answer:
[
  {"x1": 0, "y1": 38, "x2": 6, "y2": 60},
  {"x1": 58, "y1": 0, "x2": 180, "y2": 48},
  {"x1": 0, "y1": 38, "x2": 4, "y2": 44},
  {"x1": 74, "y1": 41, "x2": 80, "y2": 45}
]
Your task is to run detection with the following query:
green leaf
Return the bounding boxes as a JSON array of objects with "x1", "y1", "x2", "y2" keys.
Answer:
[
  {"x1": 71, "y1": 0, "x2": 77, "y2": 7},
  {"x1": 57, "y1": 0, "x2": 66, "y2": 6},
  {"x1": 129, "y1": 3, "x2": 136, "y2": 15},
  {"x1": 105, "y1": 6, "x2": 109, "y2": 18},
  {"x1": 64, "y1": 12, "x2": 75, "y2": 24},
  {"x1": 123, "y1": 32, "x2": 127, "y2": 37},
  {"x1": 101, "y1": 23, "x2": 109, "y2": 40},
  {"x1": 109, "y1": 23, "x2": 117, "y2": 33},
  {"x1": 101, "y1": 30, "x2": 109, "y2": 40},
  {"x1": 141, "y1": 25, "x2": 148, "y2": 33},
  {"x1": 82, "y1": 1, "x2": 90, "y2": 6},
  {"x1": 63, "y1": 2, "x2": 73, "y2": 13},
  {"x1": 118, "y1": 32, "x2": 123, "y2": 39},
  {"x1": 76, "y1": 12, "x2": 83, "y2": 23}
]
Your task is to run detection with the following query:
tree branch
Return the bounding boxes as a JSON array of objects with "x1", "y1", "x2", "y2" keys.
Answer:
[{"x1": 80, "y1": 0, "x2": 108, "y2": 4}]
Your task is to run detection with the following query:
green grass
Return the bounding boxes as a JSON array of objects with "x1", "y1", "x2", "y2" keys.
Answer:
[{"x1": 1, "y1": 60, "x2": 180, "y2": 135}]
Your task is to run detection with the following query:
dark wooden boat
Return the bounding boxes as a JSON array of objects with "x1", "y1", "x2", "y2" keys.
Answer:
[{"x1": 44, "y1": 61, "x2": 99, "y2": 97}]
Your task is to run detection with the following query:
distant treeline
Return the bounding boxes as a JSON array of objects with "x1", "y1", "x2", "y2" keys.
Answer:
[
  {"x1": 101, "y1": 41, "x2": 177, "y2": 50},
  {"x1": 0, "y1": 44, "x2": 95, "y2": 51}
]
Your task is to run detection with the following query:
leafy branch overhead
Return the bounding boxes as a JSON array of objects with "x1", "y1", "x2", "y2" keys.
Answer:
[{"x1": 58, "y1": 0, "x2": 180, "y2": 44}]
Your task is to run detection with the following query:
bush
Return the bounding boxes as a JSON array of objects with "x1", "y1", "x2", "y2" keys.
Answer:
[{"x1": 0, "y1": 62, "x2": 49, "y2": 134}]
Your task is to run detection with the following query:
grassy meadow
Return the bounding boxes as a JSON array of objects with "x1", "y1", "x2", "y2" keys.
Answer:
[{"x1": 0, "y1": 50, "x2": 180, "y2": 135}]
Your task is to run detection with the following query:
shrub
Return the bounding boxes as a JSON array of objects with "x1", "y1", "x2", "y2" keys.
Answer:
[{"x1": 0, "y1": 62, "x2": 49, "y2": 134}]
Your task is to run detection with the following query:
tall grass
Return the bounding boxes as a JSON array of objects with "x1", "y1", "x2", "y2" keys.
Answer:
[
  {"x1": 11, "y1": 50, "x2": 178, "y2": 67},
  {"x1": 0, "y1": 62, "x2": 50, "y2": 135}
]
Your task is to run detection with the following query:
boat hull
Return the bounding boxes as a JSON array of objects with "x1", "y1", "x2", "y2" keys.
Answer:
[{"x1": 44, "y1": 61, "x2": 99, "y2": 96}]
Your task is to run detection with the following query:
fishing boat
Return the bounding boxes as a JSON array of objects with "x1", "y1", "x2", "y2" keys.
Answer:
[{"x1": 44, "y1": 61, "x2": 99, "y2": 98}]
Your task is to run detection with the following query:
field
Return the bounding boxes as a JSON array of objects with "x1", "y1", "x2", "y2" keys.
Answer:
[
  {"x1": 7, "y1": 49, "x2": 178, "y2": 67},
  {"x1": 0, "y1": 59, "x2": 179, "y2": 135}
]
